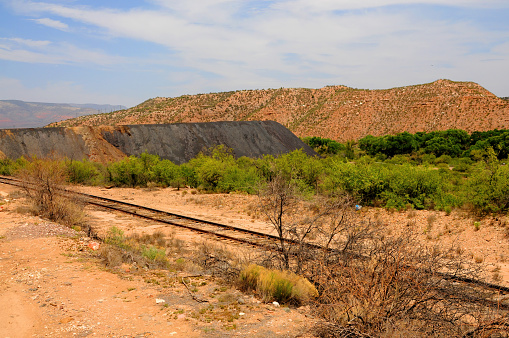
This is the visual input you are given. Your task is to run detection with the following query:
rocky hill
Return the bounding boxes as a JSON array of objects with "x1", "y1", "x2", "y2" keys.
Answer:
[
  {"x1": 49, "y1": 80, "x2": 509, "y2": 142},
  {"x1": 0, "y1": 121, "x2": 314, "y2": 163},
  {"x1": 0, "y1": 100, "x2": 126, "y2": 129}
]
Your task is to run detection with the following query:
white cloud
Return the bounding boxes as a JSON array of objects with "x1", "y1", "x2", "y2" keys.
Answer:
[
  {"x1": 32, "y1": 17, "x2": 69, "y2": 30},
  {"x1": 0, "y1": 37, "x2": 125, "y2": 65},
  {"x1": 3, "y1": 0, "x2": 509, "y2": 98},
  {"x1": 273, "y1": 0, "x2": 509, "y2": 12},
  {"x1": 1, "y1": 37, "x2": 51, "y2": 48}
]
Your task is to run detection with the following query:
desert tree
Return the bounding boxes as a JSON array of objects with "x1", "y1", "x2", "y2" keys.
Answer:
[
  {"x1": 257, "y1": 173, "x2": 358, "y2": 273},
  {"x1": 257, "y1": 174, "x2": 297, "y2": 269}
]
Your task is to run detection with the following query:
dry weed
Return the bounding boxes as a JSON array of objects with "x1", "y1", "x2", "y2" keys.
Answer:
[
  {"x1": 17, "y1": 158, "x2": 86, "y2": 230},
  {"x1": 407, "y1": 209, "x2": 417, "y2": 218}
]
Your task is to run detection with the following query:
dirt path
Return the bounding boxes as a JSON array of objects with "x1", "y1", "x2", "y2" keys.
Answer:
[{"x1": 0, "y1": 183, "x2": 315, "y2": 338}]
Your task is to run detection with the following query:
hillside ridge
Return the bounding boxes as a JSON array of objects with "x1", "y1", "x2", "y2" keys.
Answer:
[
  {"x1": 49, "y1": 80, "x2": 509, "y2": 142},
  {"x1": 0, "y1": 100, "x2": 126, "y2": 129}
]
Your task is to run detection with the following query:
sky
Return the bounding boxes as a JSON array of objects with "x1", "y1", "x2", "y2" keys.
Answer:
[{"x1": 0, "y1": 0, "x2": 508, "y2": 108}]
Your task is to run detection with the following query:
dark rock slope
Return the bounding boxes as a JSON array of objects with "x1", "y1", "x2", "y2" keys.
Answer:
[
  {"x1": 0, "y1": 127, "x2": 89, "y2": 161},
  {"x1": 0, "y1": 121, "x2": 315, "y2": 164}
]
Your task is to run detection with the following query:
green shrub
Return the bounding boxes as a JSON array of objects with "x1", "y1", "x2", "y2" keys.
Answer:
[
  {"x1": 0, "y1": 157, "x2": 29, "y2": 176},
  {"x1": 384, "y1": 154, "x2": 411, "y2": 165},
  {"x1": 450, "y1": 157, "x2": 473, "y2": 172},
  {"x1": 107, "y1": 157, "x2": 146, "y2": 186},
  {"x1": 302, "y1": 136, "x2": 345, "y2": 155},
  {"x1": 141, "y1": 245, "x2": 167, "y2": 263},
  {"x1": 179, "y1": 163, "x2": 198, "y2": 188},
  {"x1": 66, "y1": 159, "x2": 103, "y2": 184},
  {"x1": 103, "y1": 226, "x2": 169, "y2": 268},
  {"x1": 105, "y1": 226, "x2": 128, "y2": 248},
  {"x1": 274, "y1": 150, "x2": 323, "y2": 189},
  {"x1": 466, "y1": 163, "x2": 509, "y2": 213},
  {"x1": 320, "y1": 161, "x2": 389, "y2": 203},
  {"x1": 434, "y1": 155, "x2": 453, "y2": 165},
  {"x1": 0, "y1": 158, "x2": 15, "y2": 175},
  {"x1": 217, "y1": 166, "x2": 261, "y2": 194},
  {"x1": 153, "y1": 159, "x2": 181, "y2": 187},
  {"x1": 383, "y1": 164, "x2": 447, "y2": 210}
]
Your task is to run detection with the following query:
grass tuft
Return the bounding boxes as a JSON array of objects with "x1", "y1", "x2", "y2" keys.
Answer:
[{"x1": 238, "y1": 264, "x2": 317, "y2": 305}]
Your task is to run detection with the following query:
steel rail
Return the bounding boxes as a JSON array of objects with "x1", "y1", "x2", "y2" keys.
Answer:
[
  {"x1": 2, "y1": 175, "x2": 509, "y2": 297},
  {"x1": 0, "y1": 175, "x2": 306, "y2": 251}
]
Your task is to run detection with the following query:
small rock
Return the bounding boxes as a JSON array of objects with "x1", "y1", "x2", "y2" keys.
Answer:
[
  {"x1": 239, "y1": 312, "x2": 245, "y2": 316},
  {"x1": 60, "y1": 317, "x2": 74, "y2": 324},
  {"x1": 88, "y1": 242, "x2": 100, "y2": 251},
  {"x1": 272, "y1": 301, "x2": 280, "y2": 307},
  {"x1": 298, "y1": 305, "x2": 310, "y2": 312},
  {"x1": 156, "y1": 298, "x2": 165, "y2": 304}
]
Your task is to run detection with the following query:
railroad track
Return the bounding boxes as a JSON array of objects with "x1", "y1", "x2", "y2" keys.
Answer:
[
  {"x1": 0, "y1": 175, "x2": 306, "y2": 252},
  {"x1": 2, "y1": 175, "x2": 509, "y2": 299}
]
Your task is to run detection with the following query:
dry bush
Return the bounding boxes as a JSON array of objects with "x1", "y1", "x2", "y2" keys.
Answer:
[
  {"x1": 98, "y1": 244, "x2": 126, "y2": 267},
  {"x1": 144, "y1": 181, "x2": 160, "y2": 191},
  {"x1": 129, "y1": 230, "x2": 168, "y2": 247},
  {"x1": 257, "y1": 176, "x2": 507, "y2": 336},
  {"x1": 311, "y1": 321, "x2": 372, "y2": 338},
  {"x1": 427, "y1": 213, "x2": 437, "y2": 227},
  {"x1": 99, "y1": 243, "x2": 168, "y2": 270},
  {"x1": 257, "y1": 175, "x2": 297, "y2": 269},
  {"x1": 17, "y1": 158, "x2": 86, "y2": 229},
  {"x1": 309, "y1": 229, "x2": 504, "y2": 337},
  {"x1": 193, "y1": 241, "x2": 243, "y2": 282},
  {"x1": 100, "y1": 227, "x2": 170, "y2": 269},
  {"x1": 407, "y1": 209, "x2": 417, "y2": 218}
]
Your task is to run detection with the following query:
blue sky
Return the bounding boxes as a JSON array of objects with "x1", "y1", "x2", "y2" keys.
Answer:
[{"x1": 0, "y1": 0, "x2": 508, "y2": 107}]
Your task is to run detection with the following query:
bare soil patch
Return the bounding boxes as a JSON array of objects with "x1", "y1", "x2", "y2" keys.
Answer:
[
  {"x1": 2, "y1": 182, "x2": 509, "y2": 337},
  {"x1": 0, "y1": 183, "x2": 315, "y2": 337},
  {"x1": 75, "y1": 184, "x2": 509, "y2": 287}
]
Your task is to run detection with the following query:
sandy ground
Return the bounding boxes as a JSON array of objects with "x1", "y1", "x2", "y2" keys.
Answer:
[
  {"x1": 75, "y1": 184, "x2": 509, "y2": 286},
  {"x1": 0, "y1": 183, "x2": 316, "y2": 338},
  {"x1": 1, "y1": 182, "x2": 509, "y2": 337}
]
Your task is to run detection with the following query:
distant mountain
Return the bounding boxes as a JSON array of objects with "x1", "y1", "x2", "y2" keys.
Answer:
[
  {"x1": 49, "y1": 80, "x2": 509, "y2": 142},
  {"x1": 0, "y1": 100, "x2": 126, "y2": 129}
]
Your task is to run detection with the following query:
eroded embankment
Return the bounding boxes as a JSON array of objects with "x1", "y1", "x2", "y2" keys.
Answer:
[{"x1": 0, "y1": 121, "x2": 315, "y2": 163}]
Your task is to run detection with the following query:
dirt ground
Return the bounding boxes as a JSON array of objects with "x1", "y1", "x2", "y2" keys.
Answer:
[
  {"x1": 0, "y1": 184, "x2": 317, "y2": 338},
  {"x1": 75, "y1": 184, "x2": 509, "y2": 285},
  {"x1": 1, "y1": 183, "x2": 509, "y2": 337}
]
